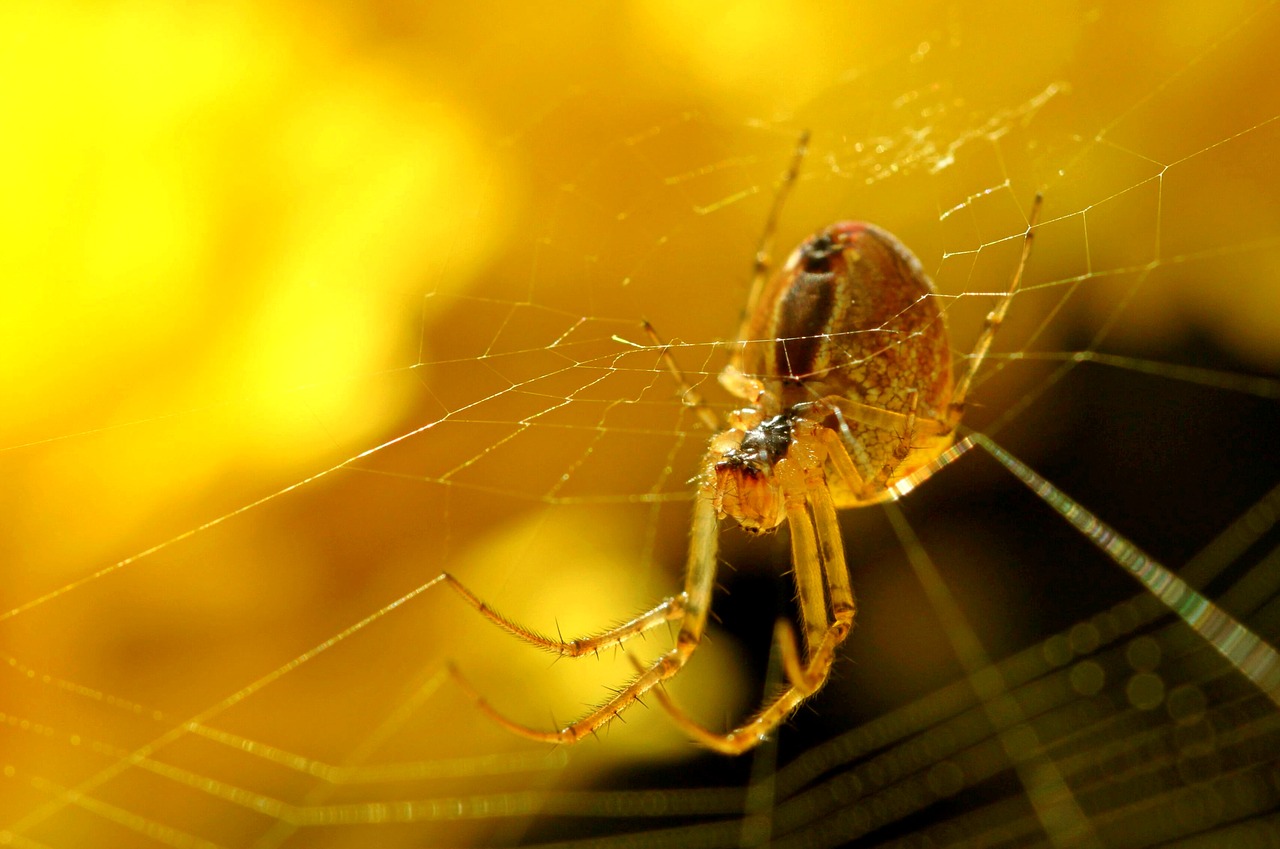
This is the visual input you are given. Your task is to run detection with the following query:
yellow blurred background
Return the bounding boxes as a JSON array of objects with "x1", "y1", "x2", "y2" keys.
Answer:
[{"x1": 2, "y1": 1, "x2": 1279, "y2": 847}]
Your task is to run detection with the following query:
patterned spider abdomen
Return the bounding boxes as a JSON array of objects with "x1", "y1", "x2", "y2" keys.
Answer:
[{"x1": 737, "y1": 222, "x2": 954, "y2": 500}]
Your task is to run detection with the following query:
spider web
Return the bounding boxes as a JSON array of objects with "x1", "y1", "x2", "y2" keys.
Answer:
[{"x1": 3, "y1": 2, "x2": 1280, "y2": 848}]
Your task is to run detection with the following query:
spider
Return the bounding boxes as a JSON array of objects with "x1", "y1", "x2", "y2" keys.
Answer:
[{"x1": 445, "y1": 133, "x2": 1042, "y2": 754}]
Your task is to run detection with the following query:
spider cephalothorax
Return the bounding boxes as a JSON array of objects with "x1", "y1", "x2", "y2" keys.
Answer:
[{"x1": 711, "y1": 412, "x2": 794, "y2": 533}]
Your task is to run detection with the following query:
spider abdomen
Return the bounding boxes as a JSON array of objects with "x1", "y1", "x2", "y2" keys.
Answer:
[
  {"x1": 742, "y1": 222, "x2": 952, "y2": 412},
  {"x1": 736, "y1": 222, "x2": 954, "y2": 497}
]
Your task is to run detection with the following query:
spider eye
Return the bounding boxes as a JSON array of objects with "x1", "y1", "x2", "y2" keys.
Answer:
[
  {"x1": 800, "y1": 232, "x2": 839, "y2": 271},
  {"x1": 714, "y1": 456, "x2": 759, "y2": 477}
]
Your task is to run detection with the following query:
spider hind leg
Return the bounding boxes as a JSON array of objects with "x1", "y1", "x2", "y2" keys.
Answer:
[
  {"x1": 455, "y1": 482, "x2": 724, "y2": 744},
  {"x1": 650, "y1": 455, "x2": 857, "y2": 755}
]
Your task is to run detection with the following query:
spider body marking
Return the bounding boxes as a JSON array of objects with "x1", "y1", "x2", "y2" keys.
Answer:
[
  {"x1": 446, "y1": 133, "x2": 1041, "y2": 754},
  {"x1": 719, "y1": 220, "x2": 956, "y2": 518}
]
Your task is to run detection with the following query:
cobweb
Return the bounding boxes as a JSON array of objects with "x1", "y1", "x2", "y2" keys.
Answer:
[{"x1": 3, "y1": 2, "x2": 1280, "y2": 848}]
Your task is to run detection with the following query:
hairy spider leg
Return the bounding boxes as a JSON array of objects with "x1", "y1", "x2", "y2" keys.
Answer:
[
  {"x1": 947, "y1": 193, "x2": 1043, "y2": 426},
  {"x1": 646, "y1": 457, "x2": 857, "y2": 755},
  {"x1": 643, "y1": 130, "x2": 811, "y2": 430},
  {"x1": 799, "y1": 397, "x2": 949, "y2": 501},
  {"x1": 642, "y1": 319, "x2": 720, "y2": 432},
  {"x1": 645, "y1": 179, "x2": 1044, "y2": 752},
  {"x1": 436, "y1": 573, "x2": 686, "y2": 658},
  {"x1": 453, "y1": 481, "x2": 722, "y2": 744},
  {"x1": 739, "y1": 130, "x2": 810, "y2": 340}
]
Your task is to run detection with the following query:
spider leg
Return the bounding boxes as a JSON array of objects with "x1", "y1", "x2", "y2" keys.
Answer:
[
  {"x1": 646, "y1": 625, "x2": 847, "y2": 755},
  {"x1": 724, "y1": 131, "x2": 810, "y2": 399},
  {"x1": 797, "y1": 395, "x2": 949, "y2": 440},
  {"x1": 948, "y1": 193, "x2": 1043, "y2": 426},
  {"x1": 739, "y1": 131, "x2": 809, "y2": 340},
  {"x1": 649, "y1": 466, "x2": 855, "y2": 755},
  {"x1": 801, "y1": 395, "x2": 958, "y2": 498},
  {"x1": 455, "y1": 481, "x2": 721, "y2": 744},
  {"x1": 437, "y1": 573, "x2": 687, "y2": 657},
  {"x1": 868, "y1": 388, "x2": 919, "y2": 492},
  {"x1": 642, "y1": 320, "x2": 720, "y2": 431},
  {"x1": 783, "y1": 458, "x2": 830, "y2": 657},
  {"x1": 647, "y1": 135, "x2": 809, "y2": 427},
  {"x1": 769, "y1": 462, "x2": 855, "y2": 696}
]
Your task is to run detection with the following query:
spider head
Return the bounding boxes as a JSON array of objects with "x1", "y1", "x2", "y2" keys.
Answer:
[{"x1": 711, "y1": 414, "x2": 792, "y2": 534}]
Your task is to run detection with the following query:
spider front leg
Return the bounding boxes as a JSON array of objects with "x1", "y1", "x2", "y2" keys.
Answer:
[
  {"x1": 435, "y1": 573, "x2": 687, "y2": 658},
  {"x1": 650, "y1": 449, "x2": 857, "y2": 755},
  {"x1": 739, "y1": 131, "x2": 809, "y2": 339},
  {"x1": 454, "y1": 478, "x2": 722, "y2": 744},
  {"x1": 868, "y1": 388, "x2": 920, "y2": 492},
  {"x1": 948, "y1": 193, "x2": 1043, "y2": 427}
]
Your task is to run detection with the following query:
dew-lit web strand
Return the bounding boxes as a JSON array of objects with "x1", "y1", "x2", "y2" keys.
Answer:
[
  {"x1": 497, "y1": 482, "x2": 1280, "y2": 843},
  {"x1": 3, "y1": 571, "x2": 543, "y2": 835},
  {"x1": 248, "y1": 665, "x2": 496, "y2": 849},
  {"x1": 1004, "y1": 350, "x2": 1280, "y2": 399},
  {"x1": 1086, "y1": 0, "x2": 1276, "y2": 152},
  {"x1": 926, "y1": 90, "x2": 1280, "y2": 417},
  {"x1": 766, "y1": 475, "x2": 1280, "y2": 802},
  {"x1": 0, "y1": 292, "x2": 622, "y2": 458},
  {"x1": 936, "y1": 178, "x2": 1012, "y2": 222},
  {"x1": 5, "y1": 41, "x2": 1274, "y2": 849},
  {"x1": 819, "y1": 83, "x2": 1065, "y2": 186},
  {"x1": 7, "y1": 675, "x2": 1274, "y2": 846},
  {"x1": 0, "y1": 336, "x2": 700, "y2": 835},
  {"x1": 892, "y1": 433, "x2": 1280, "y2": 704},
  {"x1": 768, "y1": 708, "x2": 1279, "y2": 849},
  {"x1": 440, "y1": 92, "x2": 1280, "y2": 778},
  {"x1": 885, "y1": 502, "x2": 1101, "y2": 849},
  {"x1": 3, "y1": 590, "x2": 1266, "y2": 842},
  {"x1": 492, "y1": 614, "x2": 1280, "y2": 848},
  {"x1": 23, "y1": 774, "x2": 223, "y2": 849},
  {"x1": 2, "y1": 479, "x2": 1275, "y2": 841},
  {"x1": 968, "y1": 433, "x2": 1280, "y2": 706},
  {"x1": 7, "y1": 213, "x2": 1269, "y2": 845},
  {"x1": 0, "y1": 325, "x2": 656, "y2": 623},
  {"x1": 0, "y1": 348, "x2": 692, "y2": 829},
  {"x1": 948, "y1": 232, "x2": 1280, "y2": 450}
]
